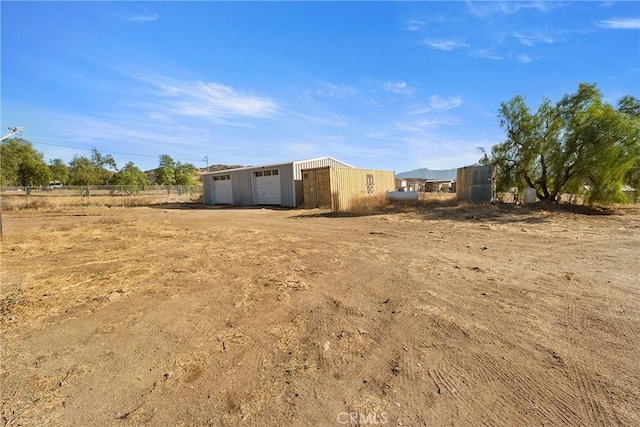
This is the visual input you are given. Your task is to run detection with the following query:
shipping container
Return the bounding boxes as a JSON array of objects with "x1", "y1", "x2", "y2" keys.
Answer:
[{"x1": 302, "y1": 167, "x2": 396, "y2": 211}]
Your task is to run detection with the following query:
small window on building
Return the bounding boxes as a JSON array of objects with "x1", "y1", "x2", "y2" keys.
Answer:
[
  {"x1": 213, "y1": 176, "x2": 219, "y2": 181},
  {"x1": 255, "y1": 171, "x2": 263, "y2": 177},
  {"x1": 264, "y1": 170, "x2": 272, "y2": 176},
  {"x1": 272, "y1": 169, "x2": 279, "y2": 176}
]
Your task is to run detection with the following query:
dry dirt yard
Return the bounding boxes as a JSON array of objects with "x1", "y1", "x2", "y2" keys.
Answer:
[{"x1": 1, "y1": 203, "x2": 639, "y2": 426}]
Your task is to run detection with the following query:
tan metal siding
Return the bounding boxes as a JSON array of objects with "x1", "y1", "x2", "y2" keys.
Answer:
[
  {"x1": 293, "y1": 158, "x2": 351, "y2": 206},
  {"x1": 301, "y1": 167, "x2": 395, "y2": 211},
  {"x1": 330, "y1": 168, "x2": 395, "y2": 211},
  {"x1": 302, "y1": 167, "x2": 332, "y2": 209}
]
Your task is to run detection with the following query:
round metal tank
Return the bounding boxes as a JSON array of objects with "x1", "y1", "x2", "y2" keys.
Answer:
[
  {"x1": 523, "y1": 188, "x2": 537, "y2": 204},
  {"x1": 387, "y1": 191, "x2": 419, "y2": 201}
]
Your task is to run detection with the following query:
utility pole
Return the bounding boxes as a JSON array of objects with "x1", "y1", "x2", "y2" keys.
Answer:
[
  {"x1": 1, "y1": 126, "x2": 22, "y2": 141},
  {"x1": 203, "y1": 156, "x2": 209, "y2": 172},
  {"x1": 1, "y1": 127, "x2": 24, "y2": 240}
]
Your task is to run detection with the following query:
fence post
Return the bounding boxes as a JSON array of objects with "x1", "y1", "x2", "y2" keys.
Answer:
[{"x1": 121, "y1": 185, "x2": 125, "y2": 207}]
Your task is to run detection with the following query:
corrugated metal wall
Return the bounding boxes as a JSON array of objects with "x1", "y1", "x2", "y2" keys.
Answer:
[
  {"x1": 203, "y1": 163, "x2": 296, "y2": 206},
  {"x1": 203, "y1": 176, "x2": 213, "y2": 204},
  {"x1": 302, "y1": 167, "x2": 332, "y2": 209},
  {"x1": 456, "y1": 165, "x2": 495, "y2": 202},
  {"x1": 330, "y1": 168, "x2": 395, "y2": 211},
  {"x1": 230, "y1": 169, "x2": 255, "y2": 205},
  {"x1": 302, "y1": 167, "x2": 395, "y2": 211},
  {"x1": 202, "y1": 157, "x2": 353, "y2": 207},
  {"x1": 293, "y1": 158, "x2": 352, "y2": 206}
]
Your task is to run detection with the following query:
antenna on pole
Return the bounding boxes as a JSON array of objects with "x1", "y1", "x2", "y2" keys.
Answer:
[{"x1": 1, "y1": 127, "x2": 23, "y2": 141}]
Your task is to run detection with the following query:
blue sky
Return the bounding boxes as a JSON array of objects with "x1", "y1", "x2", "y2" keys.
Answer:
[{"x1": 2, "y1": 1, "x2": 639, "y2": 173}]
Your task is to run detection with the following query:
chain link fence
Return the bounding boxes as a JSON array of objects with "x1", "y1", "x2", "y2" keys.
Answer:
[{"x1": 0, "y1": 185, "x2": 203, "y2": 211}]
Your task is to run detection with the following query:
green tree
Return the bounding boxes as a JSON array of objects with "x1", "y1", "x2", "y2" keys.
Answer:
[
  {"x1": 91, "y1": 148, "x2": 117, "y2": 184},
  {"x1": 68, "y1": 148, "x2": 117, "y2": 185},
  {"x1": 0, "y1": 138, "x2": 52, "y2": 186},
  {"x1": 68, "y1": 155, "x2": 99, "y2": 185},
  {"x1": 490, "y1": 83, "x2": 640, "y2": 205},
  {"x1": 174, "y1": 162, "x2": 197, "y2": 185},
  {"x1": 110, "y1": 162, "x2": 149, "y2": 187},
  {"x1": 156, "y1": 154, "x2": 176, "y2": 185},
  {"x1": 48, "y1": 158, "x2": 70, "y2": 185},
  {"x1": 619, "y1": 96, "x2": 640, "y2": 201}
]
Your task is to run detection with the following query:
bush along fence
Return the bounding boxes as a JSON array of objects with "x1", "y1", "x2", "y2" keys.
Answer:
[{"x1": 0, "y1": 185, "x2": 204, "y2": 211}]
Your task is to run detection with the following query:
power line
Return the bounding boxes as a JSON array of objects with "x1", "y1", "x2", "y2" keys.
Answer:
[{"x1": 28, "y1": 140, "x2": 205, "y2": 163}]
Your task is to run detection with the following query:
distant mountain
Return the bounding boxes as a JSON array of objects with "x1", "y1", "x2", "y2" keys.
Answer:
[{"x1": 396, "y1": 168, "x2": 457, "y2": 180}]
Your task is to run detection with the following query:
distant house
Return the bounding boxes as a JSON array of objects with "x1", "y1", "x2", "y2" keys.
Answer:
[
  {"x1": 395, "y1": 177, "x2": 407, "y2": 191},
  {"x1": 202, "y1": 157, "x2": 352, "y2": 207},
  {"x1": 424, "y1": 179, "x2": 455, "y2": 193}
]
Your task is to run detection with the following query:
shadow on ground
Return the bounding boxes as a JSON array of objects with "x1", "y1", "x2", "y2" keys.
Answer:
[{"x1": 293, "y1": 200, "x2": 623, "y2": 224}]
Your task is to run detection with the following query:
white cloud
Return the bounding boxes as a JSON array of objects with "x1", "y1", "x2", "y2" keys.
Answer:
[
  {"x1": 467, "y1": 1, "x2": 558, "y2": 18},
  {"x1": 499, "y1": 1, "x2": 550, "y2": 14},
  {"x1": 596, "y1": 18, "x2": 640, "y2": 30},
  {"x1": 285, "y1": 111, "x2": 349, "y2": 128},
  {"x1": 513, "y1": 31, "x2": 557, "y2": 46},
  {"x1": 125, "y1": 12, "x2": 159, "y2": 23},
  {"x1": 421, "y1": 39, "x2": 469, "y2": 51},
  {"x1": 383, "y1": 81, "x2": 415, "y2": 95},
  {"x1": 516, "y1": 53, "x2": 534, "y2": 63},
  {"x1": 402, "y1": 19, "x2": 425, "y2": 31},
  {"x1": 395, "y1": 117, "x2": 459, "y2": 132},
  {"x1": 313, "y1": 83, "x2": 359, "y2": 98},
  {"x1": 409, "y1": 95, "x2": 463, "y2": 114},
  {"x1": 430, "y1": 95, "x2": 463, "y2": 112},
  {"x1": 476, "y1": 49, "x2": 503, "y2": 60},
  {"x1": 156, "y1": 79, "x2": 278, "y2": 121}
]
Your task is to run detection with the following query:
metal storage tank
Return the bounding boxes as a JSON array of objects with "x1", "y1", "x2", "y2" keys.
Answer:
[
  {"x1": 456, "y1": 165, "x2": 495, "y2": 202},
  {"x1": 302, "y1": 167, "x2": 395, "y2": 211},
  {"x1": 202, "y1": 157, "x2": 352, "y2": 207},
  {"x1": 523, "y1": 188, "x2": 537, "y2": 204}
]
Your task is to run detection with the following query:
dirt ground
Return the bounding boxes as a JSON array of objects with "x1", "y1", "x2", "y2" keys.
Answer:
[{"x1": 1, "y1": 202, "x2": 639, "y2": 426}]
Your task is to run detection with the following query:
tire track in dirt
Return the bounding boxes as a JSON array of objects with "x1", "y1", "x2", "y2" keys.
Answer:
[
  {"x1": 355, "y1": 310, "x2": 424, "y2": 382},
  {"x1": 472, "y1": 352, "x2": 583, "y2": 426},
  {"x1": 604, "y1": 279, "x2": 638, "y2": 348},
  {"x1": 412, "y1": 269, "x2": 590, "y2": 426},
  {"x1": 563, "y1": 272, "x2": 620, "y2": 426}
]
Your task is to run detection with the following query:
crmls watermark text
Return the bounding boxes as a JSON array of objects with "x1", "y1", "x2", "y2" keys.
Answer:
[{"x1": 337, "y1": 411, "x2": 388, "y2": 425}]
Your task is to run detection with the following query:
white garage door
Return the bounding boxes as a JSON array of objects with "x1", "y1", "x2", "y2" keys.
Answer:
[
  {"x1": 212, "y1": 175, "x2": 233, "y2": 204},
  {"x1": 254, "y1": 169, "x2": 281, "y2": 205}
]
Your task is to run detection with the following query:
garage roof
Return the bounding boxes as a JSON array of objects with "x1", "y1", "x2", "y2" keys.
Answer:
[{"x1": 202, "y1": 156, "x2": 354, "y2": 175}]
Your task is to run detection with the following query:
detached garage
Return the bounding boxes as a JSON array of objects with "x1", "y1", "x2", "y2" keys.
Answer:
[{"x1": 203, "y1": 157, "x2": 352, "y2": 207}]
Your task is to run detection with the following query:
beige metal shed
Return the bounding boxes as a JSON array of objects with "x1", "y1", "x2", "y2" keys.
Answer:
[{"x1": 302, "y1": 166, "x2": 395, "y2": 211}]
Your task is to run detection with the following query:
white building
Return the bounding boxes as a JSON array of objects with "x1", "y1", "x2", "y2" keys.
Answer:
[{"x1": 202, "y1": 157, "x2": 353, "y2": 207}]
